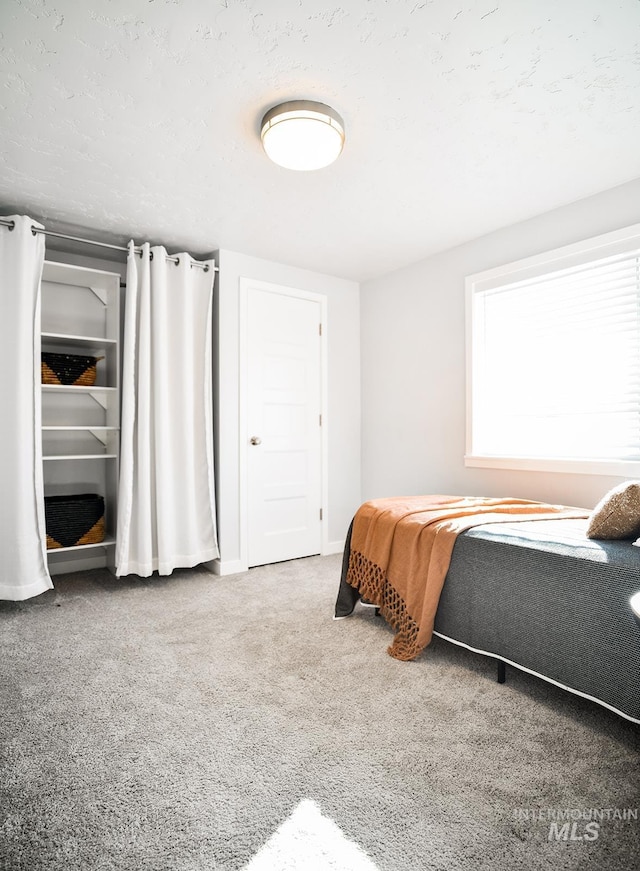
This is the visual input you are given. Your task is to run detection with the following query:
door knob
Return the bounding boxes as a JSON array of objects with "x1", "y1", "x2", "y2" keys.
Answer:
[{"x1": 250, "y1": 436, "x2": 262, "y2": 445}]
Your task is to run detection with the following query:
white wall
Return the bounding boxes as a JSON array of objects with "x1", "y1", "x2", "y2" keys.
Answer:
[
  {"x1": 361, "y1": 178, "x2": 640, "y2": 510},
  {"x1": 214, "y1": 249, "x2": 361, "y2": 574}
]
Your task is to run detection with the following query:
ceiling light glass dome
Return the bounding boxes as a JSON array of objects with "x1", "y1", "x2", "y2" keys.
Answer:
[{"x1": 260, "y1": 101, "x2": 345, "y2": 171}]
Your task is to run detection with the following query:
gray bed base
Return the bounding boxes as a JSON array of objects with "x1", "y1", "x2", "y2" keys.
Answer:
[{"x1": 336, "y1": 517, "x2": 640, "y2": 724}]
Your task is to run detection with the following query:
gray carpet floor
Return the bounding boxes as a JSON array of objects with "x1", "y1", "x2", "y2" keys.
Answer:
[{"x1": 1, "y1": 554, "x2": 638, "y2": 870}]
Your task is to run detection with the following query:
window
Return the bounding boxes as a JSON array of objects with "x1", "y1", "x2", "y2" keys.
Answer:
[{"x1": 466, "y1": 224, "x2": 640, "y2": 475}]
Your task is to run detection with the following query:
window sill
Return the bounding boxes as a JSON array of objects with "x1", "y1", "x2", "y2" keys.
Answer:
[{"x1": 464, "y1": 454, "x2": 640, "y2": 477}]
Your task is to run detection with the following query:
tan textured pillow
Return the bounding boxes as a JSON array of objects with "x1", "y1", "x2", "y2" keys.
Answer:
[{"x1": 586, "y1": 481, "x2": 640, "y2": 540}]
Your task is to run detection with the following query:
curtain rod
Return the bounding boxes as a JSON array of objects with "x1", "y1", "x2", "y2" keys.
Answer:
[{"x1": 0, "y1": 217, "x2": 218, "y2": 273}]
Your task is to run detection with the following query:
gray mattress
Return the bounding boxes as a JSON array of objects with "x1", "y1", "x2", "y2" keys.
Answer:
[
  {"x1": 336, "y1": 516, "x2": 640, "y2": 723},
  {"x1": 433, "y1": 518, "x2": 640, "y2": 723}
]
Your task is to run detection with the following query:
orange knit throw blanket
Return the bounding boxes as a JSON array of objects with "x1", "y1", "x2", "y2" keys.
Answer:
[{"x1": 345, "y1": 495, "x2": 589, "y2": 661}]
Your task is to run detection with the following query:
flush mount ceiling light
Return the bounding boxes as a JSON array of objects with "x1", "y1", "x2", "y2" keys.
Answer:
[{"x1": 260, "y1": 100, "x2": 345, "y2": 171}]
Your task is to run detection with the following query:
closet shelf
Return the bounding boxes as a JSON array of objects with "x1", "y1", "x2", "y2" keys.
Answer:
[
  {"x1": 42, "y1": 385, "x2": 117, "y2": 393},
  {"x1": 42, "y1": 426, "x2": 120, "y2": 432},
  {"x1": 41, "y1": 331, "x2": 117, "y2": 347},
  {"x1": 43, "y1": 454, "x2": 118, "y2": 461},
  {"x1": 46, "y1": 537, "x2": 116, "y2": 554}
]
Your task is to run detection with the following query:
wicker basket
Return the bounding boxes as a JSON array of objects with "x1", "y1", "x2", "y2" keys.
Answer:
[
  {"x1": 44, "y1": 494, "x2": 105, "y2": 549},
  {"x1": 41, "y1": 352, "x2": 103, "y2": 386}
]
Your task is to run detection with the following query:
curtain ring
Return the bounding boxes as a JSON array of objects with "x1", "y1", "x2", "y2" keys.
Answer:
[
  {"x1": 7, "y1": 220, "x2": 15, "y2": 231},
  {"x1": 175, "y1": 257, "x2": 180, "y2": 266},
  {"x1": 149, "y1": 251, "x2": 154, "y2": 261},
  {"x1": 31, "y1": 225, "x2": 37, "y2": 236},
  {"x1": 203, "y1": 264, "x2": 210, "y2": 272}
]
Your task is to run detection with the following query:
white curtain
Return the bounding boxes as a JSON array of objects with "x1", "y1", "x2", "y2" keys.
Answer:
[
  {"x1": 0, "y1": 216, "x2": 53, "y2": 600},
  {"x1": 116, "y1": 242, "x2": 219, "y2": 577}
]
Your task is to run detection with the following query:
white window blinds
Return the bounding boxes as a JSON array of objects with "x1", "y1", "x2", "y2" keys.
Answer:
[{"x1": 466, "y1": 225, "x2": 640, "y2": 473}]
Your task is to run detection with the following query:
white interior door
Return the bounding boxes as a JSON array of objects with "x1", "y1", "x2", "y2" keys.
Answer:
[{"x1": 246, "y1": 285, "x2": 323, "y2": 567}]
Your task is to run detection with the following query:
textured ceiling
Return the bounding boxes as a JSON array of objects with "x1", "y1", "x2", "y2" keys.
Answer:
[{"x1": 1, "y1": 0, "x2": 639, "y2": 281}]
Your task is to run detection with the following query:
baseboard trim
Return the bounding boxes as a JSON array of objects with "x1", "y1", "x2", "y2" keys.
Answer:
[
  {"x1": 323, "y1": 540, "x2": 345, "y2": 556},
  {"x1": 211, "y1": 558, "x2": 248, "y2": 576}
]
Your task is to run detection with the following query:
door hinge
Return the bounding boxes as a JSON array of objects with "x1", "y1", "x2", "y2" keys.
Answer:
[
  {"x1": 320, "y1": 508, "x2": 323, "y2": 521},
  {"x1": 319, "y1": 413, "x2": 322, "y2": 426},
  {"x1": 319, "y1": 323, "x2": 322, "y2": 336}
]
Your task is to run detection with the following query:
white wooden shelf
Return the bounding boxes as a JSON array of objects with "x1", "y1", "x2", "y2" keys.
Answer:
[
  {"x1": 43, "y1": 454, "x2": 118, "y2": 461},
  {"x1": 42, "y1": 426, "x2": 120, "y2": 431},
  {"x1": 47, "y1": 537, "x2": 116, "y2": 554},
  {"x1": 42, "y1": 385, "x2": 118, "y2": 393},
  {"x1": 41, "y1": 331, "x2": 117, "y2": 346}
]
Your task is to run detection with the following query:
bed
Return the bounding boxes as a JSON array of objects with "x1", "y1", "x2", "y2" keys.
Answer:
[{"x1": 335, "y1": 495, "x2": 640, "y2": 725}]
